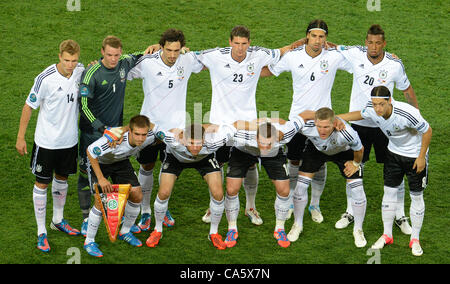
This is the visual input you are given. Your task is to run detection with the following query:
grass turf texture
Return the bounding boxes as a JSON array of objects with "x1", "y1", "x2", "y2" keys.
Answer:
[{"x1": 0, "y1": 0, "x2": 449, "y2": 264}]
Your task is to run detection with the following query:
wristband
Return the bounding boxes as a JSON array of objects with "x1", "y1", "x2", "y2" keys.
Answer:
[{"x1": 352, "y1": 160, "x2": 361, "y2": 167}]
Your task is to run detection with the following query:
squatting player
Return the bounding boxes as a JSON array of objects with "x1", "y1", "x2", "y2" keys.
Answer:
[{"x1": 84, "y1": 115, "x2": 157, "y2": 257}]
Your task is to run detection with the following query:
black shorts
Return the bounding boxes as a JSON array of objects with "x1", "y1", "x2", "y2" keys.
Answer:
[
  {"x1": 161, "y1": 153, "x2": 221, "y2": 177},
  {"x1": 286, "y1": 132, "x2": 308, "y2": 161},
  {"x1": 136, "y1": 141, "x2": 166, "y2": 165},
  {"x1": 299, "y1": 141, "x2": 363, "y2": 180},
  {"x1": 30, "y1": 143, "x2": 78, "y2": 184},
  {"x1": 86, "y1": 159, "x2": 140, "y2": 193},
  {"x1": 351, "y1": 124, "x2": 388, "y2": 163},
  {"x1": 215, "y1": 145, "x2": 232, "y2": 164},
  {"x1": 383, "y1": 150, "x2": 428, "y2": 193},
  {"x1": 227, "y1": 148, "x2": 289, "y2": 180}
]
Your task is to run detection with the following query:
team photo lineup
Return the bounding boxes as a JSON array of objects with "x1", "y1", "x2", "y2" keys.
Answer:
[{"x1": 4, "y1": 1, "x2": 448, "y2": 265}]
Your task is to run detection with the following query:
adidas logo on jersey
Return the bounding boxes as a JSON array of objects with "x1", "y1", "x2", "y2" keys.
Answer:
[{"x1": 102, "y1": 80, "x2": 108, "y2": 85}]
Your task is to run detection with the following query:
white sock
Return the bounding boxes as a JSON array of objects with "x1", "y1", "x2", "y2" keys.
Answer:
[
  {"x1": 293, "y1": 176, "x2": 311, "y2": 228},
  {"x1": 51, "y1": 177, "x2": 68, "y2": 224},
  {"x1": 243, "y1": 167, "x2": 258, "y2": 210},
  {"x1": 154, "y1": 196, "x2": 168, "y2": 233},
  {"x1": 382, "y1": 185, "x2": 398, "y2": 238},
  {"x1": 348, "y1": 179, "x2": 366, "y2": 231},
  {"x1": 288, "y1": 161, "x2": 299, "y2": 191},
  {"x1": 310, "y1": 163, "x2": 326, "y2": 207},
  {"x1": 345, "y1": 182, "x2": 354, "y2": 215},
  {"x1": 225, "y1": 193, "x2": 239, "y2": 231},
  {"x1": 85, "y1": 206, "x2": 102, "y2": 244},
  {"x1": 209, "y1": 195, "x2": 224, "y2": 235},
  {"x1": 138, "y1": 167, "x2": 153, "y2": 215},
  {"x1": 274, "y1": 193, "x2": 291, "y2": 231},
  {"x1": 33, "y1": 185, "x2": 47, "y2": 236},
  {"x1": 120, "y1": 200, "x2": 141, "y2": 234},
  {"x1": 396, "y1": 179, "x2": 406, "y2": 219},
  {"x1": 410, "y1": 192, "x2": 425, "y2": 240}
]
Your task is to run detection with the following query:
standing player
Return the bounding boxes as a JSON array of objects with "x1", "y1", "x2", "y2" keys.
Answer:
[
  {"x1": 195, "y1": 25, "x2": 294, "y2": 225},
  {"x1": 286, "y1": 108, "x2": 367, "y2": 248},
  {"x1": 145, "y1": 121, "x2": 243, "y2": 250},
  {"x1": 334, "y1": 25, "x2": 418, "y2": 233},
  {"x1": 16, "y1": 40, "x2": 84, "y2": 252},
  {"x1": 224, "y1": 111, "x2": 314, "y2": 248},
  {"x1": 338, "y1": 86, "x2": 432, "y2": 256},
  {"x1": 127, "y1": 29, "x2": 204, "y2": 231},
  {"x1": 78, "y1": 36, "x2": 144, "y2": 234},
  {"x1": 83, "y1": 115, "x2": 157, "y2": 257},
  {"x1": 262, "y1": 19, "x2": 353, "y2": 223}
]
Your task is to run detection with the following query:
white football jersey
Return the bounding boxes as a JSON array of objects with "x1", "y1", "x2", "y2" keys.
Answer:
[
  {"x1": 26, "y1": 63, "x2": 84, "y2": 149},
  {"x1": 127, "y1": 51, "x2": 203, "y2": 130},
  {"x1": 159, "y1": 124, "x2": 237, "y2": 163},
  {"x1": 300, "y1": 119, "x2": 363, "y2": 156},
  {"x1": 360, "y1": 100, "x2": 429, "y2": 158},
  {"x1": 233, "y1": 116, "x2": 304, "y2": 157},
  {"x1": 87, "y1": 129, "x2": 156, "y2": 164},
  {"x1": 268, "y1": 45, "x2": 352, "y2": 120},
  {"x1": 337, "y1": 45, "x2": 411, "y2": 127},
  {"x1": 194, "y1": 46, "x2": 281, "y2": 124}
]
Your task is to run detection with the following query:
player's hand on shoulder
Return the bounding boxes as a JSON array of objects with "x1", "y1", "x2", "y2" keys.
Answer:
[
  {"x1": 334, "y1": 118, "x2": 346, "y2": 131},
  {"x1": 87, "y1": 60, "x2": 99, "y2": 68},
  {"x1": 145, "y1": 44, "x2": 161, "y2": 55}
]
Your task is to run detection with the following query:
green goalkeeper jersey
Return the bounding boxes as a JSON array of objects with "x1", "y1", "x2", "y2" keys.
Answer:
[{"x1": 78, "y1": 53, "x2": 142, "y2": 135}]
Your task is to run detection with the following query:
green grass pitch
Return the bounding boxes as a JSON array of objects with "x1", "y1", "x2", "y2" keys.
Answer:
[{"x1": 0, "y1": 0, "x2": 449, "y2": 265}]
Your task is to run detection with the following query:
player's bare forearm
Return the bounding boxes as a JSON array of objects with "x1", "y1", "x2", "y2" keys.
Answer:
[
  {"x1": 419, "y1": 127, "x2": 432, "y2": 160},
  {"x1": 403, "y1": 85, "x2": 419, "y2": 109},
  {"x1": 16, "y1": 104, "x2": 33, "y2": 155},
  {"x1": 354, "y1": 147, "x2": 364, "y2": 164},
  {"x1": 337, "y1": 111, "x2": 363, "y2": 122},
  {"x1": 87, "y1": 150, "x2": 113, "y2": 192}
]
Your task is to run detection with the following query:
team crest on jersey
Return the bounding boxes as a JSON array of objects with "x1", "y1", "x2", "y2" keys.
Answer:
[
  {"x1": 93, "y1": 146, "x2": 101, "y2": 156},
  {"x1": 378, "y1": 70, "x2": 388, "y2": 83},
  {"x1": 177, "y1": 66, "x2": 185, "y2": 80},
  {"x1": 80, "y1": 86, "x2": 89, "y2": 97},
  {"x1": 29, "y1": 93, "x2": 37, "y2": 103},
  {"x1": 320, "y1": 60, "x2": 329, "y2": 74},
  {"x1": 247, "y1": 63, "x2": 255, "y2": 76},
  {"x1": 156, "y1": 131, "x2": 165, "y2": 141},
  {"x1": 120, "y1": 67, "x2": 126, "y2": 82}
]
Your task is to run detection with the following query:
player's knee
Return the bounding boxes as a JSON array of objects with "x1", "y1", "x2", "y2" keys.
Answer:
[
  {"x1": 141, "y1": 162, "x2": 155, "y2": 171},
  {"x1": 289, "y1": 159, "x2": 300, "y2": 166},
  {"x1": 130, "y1": 186, "x2": 143, "y2": 203}
]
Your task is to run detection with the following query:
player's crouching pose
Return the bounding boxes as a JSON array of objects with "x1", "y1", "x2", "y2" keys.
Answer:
[
  {"x1": 338, "y1": 86, "x2": 432, "y2": 256},
  {"x1": 224, "y1": 111, "x2": 315, "y2": 248},
  {"x1": 287, "y1": 108, "x2": 367, "y2": 248},
  {"x1": 16, "y1": 40, "x2": 84, "y2": 252},
  {"x1": 83, "y1": 115, "x2": 157, "y2": 257},
  {"x1": 146, "y1": 121, "x2": 251, "y2": 250}
]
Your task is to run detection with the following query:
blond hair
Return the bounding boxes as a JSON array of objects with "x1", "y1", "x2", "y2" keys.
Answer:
[{"x1": 59, "y1": 39, "x2": 80, "y2": 55}]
